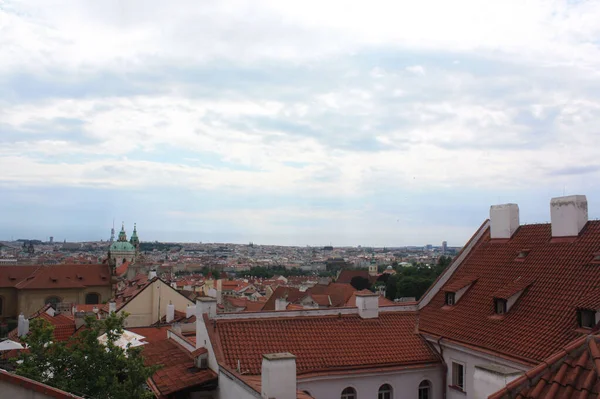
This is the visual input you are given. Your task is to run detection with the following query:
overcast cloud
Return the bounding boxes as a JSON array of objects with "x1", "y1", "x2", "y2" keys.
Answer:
[{"x1": 2, "y1": 0, "x2": 600, "y2": 246}]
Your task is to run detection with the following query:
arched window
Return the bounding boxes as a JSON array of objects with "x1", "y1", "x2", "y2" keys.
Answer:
[
  {"x1": 0, "y1": 296, "x2": 4, "y2": 316},
  {"x1": 419, "y1": 380, "x2": 432, "y2": 399},
  {"x1": 85, "y1": 293, "x2": 100, "y2": 304},
  {"x1": 341, "y1": 387, "x2": 356, "y2": 399},
  {"x1": 45, "y1": 296, "x2": 61, "y2": 307},
  {"x1": 378, "y1": 384, "x2": 393, "y2": 399}
]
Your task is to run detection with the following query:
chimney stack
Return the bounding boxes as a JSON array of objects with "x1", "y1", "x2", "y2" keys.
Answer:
[
  {"x1": 166, "y1": 302, "x2": 175, "y2": 323},
  {"x1": 196, "y1": 297, "x2": 217, "y2": 319},
  {"x1": 261, "y1": 353, "x2": 297, "y2": 399},
  {"x1": 186, "y1": 304, "x2": 196, "y2": 319},
  {"x1": 108, "y1": 301, "x2": 116, "y2": 314},
  {"x1": 17, "y1": 314, "x2": 29, "y2": 337},
  {"x1": 149, "y1": 271, "x2": 157, "y2": 279},
  {"x1": 490, "y1": 204, "x2": 520, "y2": 239},
  {"x1": 355, "y1": 291, "x2": 379, "y2": 319},
  {"x1": 551, "y1": 195, "x2": 588, "y2": 237},
  {"x1": 275, "y1": 297, "x2": 288, "y2": 311}
]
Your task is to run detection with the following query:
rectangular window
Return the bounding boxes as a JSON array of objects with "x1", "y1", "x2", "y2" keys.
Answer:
[
  {"x1": 445, "y1": 292, "x2": 456, "y2": 306},
  {"x1": 579, "y1": 310, "x2": 596, "y2": 328},
  {"x1": 452, "y1": 362, "x2": 465, "y2": 391},
  {"x1": 495, "y1": 299, "x2": 507, "y2": 315}
]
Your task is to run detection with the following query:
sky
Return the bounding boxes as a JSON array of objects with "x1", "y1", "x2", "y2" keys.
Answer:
[{"x1": 2, "y1": 0, "x2": 600, "y2": 246}]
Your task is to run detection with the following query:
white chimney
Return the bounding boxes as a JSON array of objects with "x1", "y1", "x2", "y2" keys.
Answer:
[
  {"x1": 490, "y1": 204, "x2": 520, "y2": 239},
  {"x1": 17, "y1": 314, "x2": 29, "y2": 337},
  {"x1": 275, "y1": 297, "x2": 288, "y2": 311},
  {"x1": 149, "y1": 271, "x2": 157, "y2": 279},
  {"x1": 186, "y1": 304, "x2": 196, "y2": 319},
  {"x1": 166, "y1": 302, "x2": 175, "y2": 323},
  {"x1": 196, "y1": 297, "x2": 217, "y2": 319},
  {"x1": 355, "y1": 292, "x2": 379, "y2": 319},
  {"x1": 108, "y1": 301, "x2": 117, "y2": 314},
  {"x1": 261, "y1": 353, "x2": 297, "y2": 399},
  {"x1": 551, "y1": 195, "x2": 588, "y2": 237}
]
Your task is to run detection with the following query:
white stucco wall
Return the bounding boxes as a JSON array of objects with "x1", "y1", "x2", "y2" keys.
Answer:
[
  {"x1": 473, "y1": 366, "x2": 521, "y2": 399},
  {"x1": 217, "y1": 371, "x2": 259, "y2": 399},
  {"x1": 428, "y1": 341, "x2": 528, "y2": 399},
  {"x1": 0, "y1": 378, "x2": 77, "y2": 399},
  {"x1": 297, "y1": 365, "x2": 443, "y2": 399}
]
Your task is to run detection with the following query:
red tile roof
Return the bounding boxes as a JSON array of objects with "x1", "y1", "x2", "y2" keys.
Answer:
[
  {"x1": 577, "y1": 289, "x2": 600, "y2": 310},
  {"x1": 136, "y1": 329, "x2": 217, "y2": 396},
  {"x1": 114, "y1": 260, "x2": 130, "y2": 277},
  {"x1": 0, "y1": 264, "x2": 111, "y2": 289},
  {"x1": 0, "y1": 369, "x2": 83, "y2": 398},
  {"x1": 419, "y1": 221, "x2": 600, "y2": 364},
  {"x1": 262, "y1": 286, "x2": 305, "y2": 311},
  {"x1": 444, "y1": 275, "x2": 477, "y2": 292},
  {"x1": 209, "y1": 312, "x2": 439, "y2": 376},
  {"x1": 307, "y1": 283, "x2": 356, "y2": 307},
  {"x1": 493, "y1": 277, "x2": 533, "y2": 300},
  {"x1": 8, "y1": 309, "x2": 76, "y2": 343},
  {"x1": 490, "y1": 333, "x2": 600, "y2": 399},
  {"x1": 336, "y1": 270, "x2": 373, "y2": 284},
  {"x1": 345, "y1": 291, "x2": 396, "y2": 307}
]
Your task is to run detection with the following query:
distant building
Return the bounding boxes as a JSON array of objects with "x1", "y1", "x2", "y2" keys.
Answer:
[
  {"x1": 108, "y1": 223, "x2": 139, "y2": 267},
  {"x1": 442, "y1": 240, "x2": 447, "y2": 253}
]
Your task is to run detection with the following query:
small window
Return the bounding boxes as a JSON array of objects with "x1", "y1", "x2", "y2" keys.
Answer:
[
  {"x1": 378, "y1": 383, "x2": 392, "y2": 399},
  {"x1": 199, "y1": 357, "x2": 208, "y2": 369},
  {"x1": 341, "y1": 387, "x2": 356, "y2": 399},
  {"x1": 85, "y1": 293, "x2": 100, "y2": 305},
  {"x1": 452, "y1": 362, "x2": 465, "y2": 391},
  {"x1": 419, "y1": 380, "x2": 431, "y2": 399},
  {"x1": 578, "y1": 309, "x2": 596, "y2": 329},
  {"x1": 45, "y1": 296, "x2": 61, "y2": 307},
  {"x1": 495, "y1": 299, "x2": 507, "y2": 315},
  {"x1": 445, "y1": 292, "x2": 455, "y2": 306}
]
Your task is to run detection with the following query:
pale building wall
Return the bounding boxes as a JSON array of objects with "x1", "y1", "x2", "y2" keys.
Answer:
[
  {"x1": 297, "y1": 365, "x2": 443, "y2": 399},
  {"x1": 0, "y1": 378, "x2": 74, "y2": 399},
  {"x1": 17, "y1": 286, "x2": 112, "y2": 317},
  {"x1": 120, "y1": 279, "x2": 194, "y2": 328},
  {"x1": 216, "y1": 372, "x2": 258, "y2": 399},
  {"x1": 473, "y1": 366, "x2": 521, "y2": 399},
  {"x1": 431, "y1": 342, "x2": 528, "y2": 399}
]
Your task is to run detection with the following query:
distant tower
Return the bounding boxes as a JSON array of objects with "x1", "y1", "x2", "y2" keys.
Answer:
[
  {"x1": 49, "y1": 236, "x2": 54, "y2": 244},
  {"x1": 442, "y1": 241, "x2": 448, "y2": 254},
  {"x1": 129, "y1": 223, "x2": 140, "y2": 250},
  {"x1": 110, "y1": 219, "x2": 115, "y2": 243}
]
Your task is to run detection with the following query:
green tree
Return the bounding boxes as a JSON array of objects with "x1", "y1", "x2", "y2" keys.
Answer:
[{"x1": 15, "y1": 312, "x2": 158, "y2": 399}]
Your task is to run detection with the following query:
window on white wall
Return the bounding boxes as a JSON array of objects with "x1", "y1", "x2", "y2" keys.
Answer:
[
  {"x1": 418, "y1": 380, "x2": 431, "y2": 399},
  {"x1": 341, "y1": 387, "x2": 356, "y2": 399},
  {"x1": 378, "y1": 383, "x2": 392, "y2": 399},
  {"x1": 452, "y1": 361, "x2": 465, "y2": 391}
]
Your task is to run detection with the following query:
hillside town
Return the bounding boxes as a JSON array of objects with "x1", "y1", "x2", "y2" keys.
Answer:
[{"x1": 1, "y1": 195, "x2": 599, "y2": 399}]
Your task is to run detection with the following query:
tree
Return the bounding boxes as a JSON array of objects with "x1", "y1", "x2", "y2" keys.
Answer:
[
  {"x1": 15, "y1": 312, "x2": 158, "y2": 399},
  {"x1": 350, "y1": 276, "x2": 371, "y2": 291}
]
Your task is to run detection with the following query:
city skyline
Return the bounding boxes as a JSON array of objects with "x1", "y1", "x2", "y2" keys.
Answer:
[{"x1": 3, "y1": 1, "x2": 600, "y2": 247}]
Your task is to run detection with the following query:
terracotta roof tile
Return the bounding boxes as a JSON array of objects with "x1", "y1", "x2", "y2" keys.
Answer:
[
  {"x1": 4, "y1": 264, "x2": 111, "y2": 290},
  {"x1": 444, "y1": 275, "x2": 478, "y2": 292},
  {"x1": 420, "y1": 221, "x2": 600, "y2": 363},
  {"x1": 262, "y1": 287, "x2": 305, "y2": 311},
  {"x1": 211, "y1": 312, "x2": 439, "y2": 376},
  {"x1": 493, "y1": 277, "x2": 534, "y2": 300},
  {"x1": 577, "y1": 289, "x2": 600, "y2": 310}
]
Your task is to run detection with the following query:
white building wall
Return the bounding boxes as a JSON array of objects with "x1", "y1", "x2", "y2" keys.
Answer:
[
  {"x1": 297, "y1": 365, "x2": 443, "y2": 399},
  {"x1": 433, "y1": 342, "x2": 528, "y2": 399},
  {"x1": 217, "y1": 371, "x2": 259, "y2": 399}
]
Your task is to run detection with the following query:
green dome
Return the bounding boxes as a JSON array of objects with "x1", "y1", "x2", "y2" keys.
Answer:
[{"x1": 110, "y1": 241, "x2": 136, "y2": 252}]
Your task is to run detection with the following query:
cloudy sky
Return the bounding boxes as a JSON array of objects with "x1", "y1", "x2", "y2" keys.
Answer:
[{"x1": 2, "y1": 0, "x2": 600, "y2": 246}]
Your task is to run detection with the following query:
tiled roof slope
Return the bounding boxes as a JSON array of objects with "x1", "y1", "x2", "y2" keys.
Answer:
[
  {"x1": 419, "y1": 221, "x2": 600, "y2": 364},
  {"x1": 490, "y1": 334, "x2": 600, "y2": 399},
  {"x1": 212, "y1": 312, "x2": 439, "y2": 375},
  {"x1": 307, "y1": 283, "x2": 356, "y2": 307},
  {"x1": 0, "y1": 264, "x2": 111, "y2": 289},
  {"x1": 262, "y1": 286, "x2": 304, "y2": 311},
  {"x1": 345, "y1": 290, "x2": 397, "y2": 307},
  {"x1": 336, "y1": 269, "x2": 371, "y2": 284}
]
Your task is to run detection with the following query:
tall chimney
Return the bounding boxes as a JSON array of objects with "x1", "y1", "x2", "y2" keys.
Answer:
[
  {"x1": 18, "y1": 314, "x2": 29, "y2": 337},
  {"x1": 275, "y1": 297, "x2": 288, "y2": 311},
  {"x1": 166, "y1": 302, "x2": 175, "y2": 323},
  {"x1": 261, "y1": 353, "x2": 297, "y2": 399},
  {"x1": 186, "y1": 304, "x2": 195, "y2": 319},
  {"x1": 490, "y1": 204, "x2": 520, "y2": 239},
  {"x1": 149, "y1": 271, "x2": 157, "y2": 279},
  {"x1": 196, "y1": 297, "x2": 217, "y2": 319},
  {"x1": 355, "y1": 291, "x2": 379, "y2": 319},
  {"x1": 551, "y1": 195, "x2": 588, "y2": 237},
  {"x1": 108, "y1": 301, "x2": 116, "y2": 314}
]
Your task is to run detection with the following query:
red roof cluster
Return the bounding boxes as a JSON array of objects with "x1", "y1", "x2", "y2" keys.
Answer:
[
  {"x1": 490, "y1": 333, "x2": 600, "y2": 399},
  {"x1": 420, "y1": 221, "x2": 600, "y2": 364},
  {"x1": 0, "y1": 264, "x2": 111, "y2": 289},
  {"x1": 209, "y1": 312, "x2": 439, "y2": 376}
]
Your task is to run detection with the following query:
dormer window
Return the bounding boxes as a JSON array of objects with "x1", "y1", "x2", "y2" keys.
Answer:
[
  {"x1": 591, "y1": 253, "x2": 600, "y2": 264},
  {"x1": 443, "y1": 276, "x2": 477, "y2": 308},
  {"x1": 578, "y1": 309, "x2": 597, "y2": 329},
  {"x1": 515, "y1": 249, "x2": 530, "y2": 261},
  {"x1": 446, "y1": 292, "x2": 456, "y2": 306},
  {"x1": 494, "y1": 298, "x2": 507, "y2": 315}
]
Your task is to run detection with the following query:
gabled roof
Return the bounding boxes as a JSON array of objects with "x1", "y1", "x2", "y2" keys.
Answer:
[
  {"x1": 307, "y1": 283, "x2": 356, "y2": 307},
  {"x1": 493, "y1": 277, "x2": 533, "y2": 300},
  {"x1": 444, "y1": 275, "x2": 477, "y2": 292},
  {"x1": 262, "y1": 286, "x2": 304, "y2": 311},
  {"x1": 336, "y1": 269, "x2": 373, "y2": 284},
  {"x1": 419, "y1": 221, "x2": 600, "y2": 364},
  {"x1": 209, "y1": 312, "x2": 440, "y2": 376},
  {"x1": 0, "y1": 264, "x2": 111, "y2": 289},
  {"x1": 8, "y1": 306, "x2": 76, "y2": 343},
  {"x1": 490, "y1": 334, "x2": 600, "y2": 399}
]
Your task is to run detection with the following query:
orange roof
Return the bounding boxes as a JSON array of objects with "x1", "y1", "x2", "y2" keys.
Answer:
[
  {"x1": 114, "y1": 260, "x2": 130, "y2": 277},
  {"x1": 490, "y1": 333, "x2": 600, "y2": 399},
  {"x1": 419, "y1": 221, "x2": 600, "y2": 364},
  {"x1": 0, "y1": 264, "x2": 111, "y2": 290},
  {"x1": 345, "y1": 291, "x2": 396, "y2": 307},
  {"x1": 209, "y1": 312, "x2": 439, "y2": 376},
  {"x1": 262, "y1": 287, "x2": 305, "y2": 311},
  {"x1": 136, "y1": 329, "x2": 217, "y2": 396},
  {"x1": 307, "y1": 283, "x2": 356, "y2": 307},
  {"x1": 336, "y1": 270, "x2": 373, "y2": 284},
  {"x1": 8, "y1": 308, "x2": 76, "y2": 343}
]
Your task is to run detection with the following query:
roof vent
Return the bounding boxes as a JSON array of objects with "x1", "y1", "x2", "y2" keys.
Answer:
[{"x1": 550, "y1": 195, "x2": 588, "y2": 238}]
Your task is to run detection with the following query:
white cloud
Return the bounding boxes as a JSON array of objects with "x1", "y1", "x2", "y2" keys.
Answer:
[{"x1": 405, "y1": 65, "x2": 426, "y2": 76}]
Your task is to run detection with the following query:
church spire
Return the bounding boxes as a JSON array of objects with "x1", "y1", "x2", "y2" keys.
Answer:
[{"x1": 118, "y1": 222, "x2": 127, "y2": 242}]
